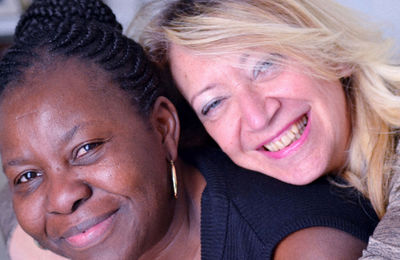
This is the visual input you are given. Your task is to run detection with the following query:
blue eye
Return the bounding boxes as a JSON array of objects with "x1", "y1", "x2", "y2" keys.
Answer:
[
  {"x1": 201, "y1": 98, "x2": 223, "y2": 116},
  {"x1": 76, "y1": 142, "x2": 103, "y2": 159},
  {"x1": 253, "y1": 60, "x2": 274, "y2": 79},
  {"x1": 16, "y1": 171, "x2": 42, "y2": 184}
]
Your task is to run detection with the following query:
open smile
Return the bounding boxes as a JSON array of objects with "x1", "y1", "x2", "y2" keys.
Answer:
[
  {"x1": 62, "y1": 209, "x2": 119, "y2": 249},
  {"x1": 263, "y1": 115, "x2": 308, "y2": 152},
  {"x1": 259, "y1": 114, "x2": 310, "y2": 158}
]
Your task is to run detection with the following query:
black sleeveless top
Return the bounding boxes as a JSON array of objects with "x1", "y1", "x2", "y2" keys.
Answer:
[{"x1": 182, "y1": 148, "x2": 378, "y2": 259}]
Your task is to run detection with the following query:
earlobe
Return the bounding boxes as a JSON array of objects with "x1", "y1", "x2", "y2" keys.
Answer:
[{"x1": 151, "y1": 96, "x2": 180, "y2": 161}]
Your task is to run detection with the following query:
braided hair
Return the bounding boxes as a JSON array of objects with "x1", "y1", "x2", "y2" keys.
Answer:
[{"x1": 0, "y1": 0, "x2": 164, "y2": 115}]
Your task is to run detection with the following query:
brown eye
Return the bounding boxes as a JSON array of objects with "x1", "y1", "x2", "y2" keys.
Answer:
[
  {"x1": 76, "y1": 142, "x2": 103, "y2": 159},
  {"x1": 16, "y1": 171, "x2": 43, "y2": 184}
]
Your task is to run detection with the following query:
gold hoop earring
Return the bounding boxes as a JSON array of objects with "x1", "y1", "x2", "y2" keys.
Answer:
[{"x1": 170, "y1": 160, "x2": 178, "y2": 199}]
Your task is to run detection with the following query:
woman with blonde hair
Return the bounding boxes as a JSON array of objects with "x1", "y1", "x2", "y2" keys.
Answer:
[{"x1": 131, "y1": 0, "x2": 400, "y2": 257}]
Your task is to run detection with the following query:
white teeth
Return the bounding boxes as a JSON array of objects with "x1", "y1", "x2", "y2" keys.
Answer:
[
  {"x1": 263, "y1": 115, "x2": 308, "y2": 152},
  {"x1": 270, "y1": 142, "x2": 279, "y2": 151},
  {"x1": 281, "y1": 135, "x2": 291, "y2": 146},
  {"x1": 287, "y1": 131, "x2": 295, "y2": 140},
  {"x1": 291, "y1": 123, "x2": 299, "y2": 134}
]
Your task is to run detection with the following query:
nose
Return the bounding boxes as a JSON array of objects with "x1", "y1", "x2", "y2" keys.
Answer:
[
  {"x1": 46, "y1": 173, "x2": 92, "y2": 215},
  {"x1": 239, "y1": 90, "x2": 280, "y2": 131}
]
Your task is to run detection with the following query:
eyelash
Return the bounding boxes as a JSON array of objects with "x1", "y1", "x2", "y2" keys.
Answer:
[
  {"x1": 201, "y1": 98, "x2": 225, "y2": 116},
  {"x1": 13, "y1": 141, "x2": 104, "y2": 185},
  {"x1": 16, "y1": 171, "x2": 43, "y2": 185},
  {"x1": 75, "y1": 141, "x2": 103, "y2": 159},
  {"x1": 253, "y1": 60, "x2": 275, "y2": 79}
]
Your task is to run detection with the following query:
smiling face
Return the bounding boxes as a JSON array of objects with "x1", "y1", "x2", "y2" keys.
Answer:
[
  {"x1": 0, "y1": 59, "x2": 177, "y2": 259},
  {"x1": 169, "y1": 44, "x2": 351, "y2": 185}
]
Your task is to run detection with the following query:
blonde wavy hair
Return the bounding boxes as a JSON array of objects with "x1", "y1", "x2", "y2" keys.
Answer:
[{"x1": 128, "y1": 0, "x2": 400, "y2": 218}]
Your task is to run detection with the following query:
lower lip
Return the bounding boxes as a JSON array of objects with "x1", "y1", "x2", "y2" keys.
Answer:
[
  {"x1": 65, "y1": 212, "x2": 116, "y2": 249},
  {"x1": 261, "y1": 114, "x2": 311, "y2": 159}
]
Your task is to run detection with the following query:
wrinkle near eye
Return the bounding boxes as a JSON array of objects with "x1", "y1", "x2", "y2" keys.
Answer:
[{"x1": 14, "y1": 109, "x2": 40, "y2": 120}]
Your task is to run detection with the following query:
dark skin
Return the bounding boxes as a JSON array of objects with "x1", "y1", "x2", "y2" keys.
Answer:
[
  {"x1": 0, "y1": 58, "x2": 366, "y2": 259},
  {"x1": 0, "y1": 58, "x2": 203, "y2": 260}
]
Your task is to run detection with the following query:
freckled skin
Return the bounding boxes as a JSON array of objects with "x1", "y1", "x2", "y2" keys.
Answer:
[{"x1": 0, "y1": 58, "x2": 193, "y2": 259}]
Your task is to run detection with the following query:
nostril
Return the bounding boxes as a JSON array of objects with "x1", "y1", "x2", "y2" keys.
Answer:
[
  {"x1": 71, "y1": 198, "x2": 86, "y2": 212},
  {"x1": 47, "y1": 181, "x2": 93, "y2": 215}
]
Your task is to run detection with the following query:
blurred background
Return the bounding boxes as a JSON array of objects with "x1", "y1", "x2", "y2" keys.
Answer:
[{"x1": 0, "y1": 0, "x2": 399, "y2": 259}]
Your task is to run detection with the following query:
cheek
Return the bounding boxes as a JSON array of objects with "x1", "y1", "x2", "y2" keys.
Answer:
[
  {"x1": 324, "y1": 84, "x2": 350, "y2": 137},
  {"x1": 87, "y1": 146, "x2": 147, "y2": 193},
  {"x1": 13, "y1": 195, "x2": 45, "y2": 239},
  {"x1": 205, "y1": 124, "x2": 244, "y2": 164},
  {"x1": 334, "y1": 93, "x2": 351, "y2": 145},
  {"x1": 111, "y1": 163, "x2": 173, "y2": 252},
  {"x1": 312, "y1": 81, "x2": 350, "y2": 158},
  {"x1": 204, "y1": 124, "x2": 229, "y2": 149},
  {"x1": 94, "y1": 152, "x2": 169, "y2": 198},
  {"x1": 203, "y1": 114, "x2": 242, "y2": 153}
]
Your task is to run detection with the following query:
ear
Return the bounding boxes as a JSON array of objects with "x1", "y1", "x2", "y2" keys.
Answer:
[{"x1": 150, "y1": 96, "x2": 180, "y2": 161}]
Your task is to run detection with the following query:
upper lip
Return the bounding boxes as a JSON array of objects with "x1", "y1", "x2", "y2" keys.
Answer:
[{"x1": 60, "y1": 209, "x2": 119, "y2": 240}]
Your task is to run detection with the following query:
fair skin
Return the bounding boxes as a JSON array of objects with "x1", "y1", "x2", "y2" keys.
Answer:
[{"x1": 169, "y1": 44, "x2": 351, "y2": 185}]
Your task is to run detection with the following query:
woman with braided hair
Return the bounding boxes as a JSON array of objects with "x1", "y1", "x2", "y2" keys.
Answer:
[{"x1": 0, "y1": 0, "x2": 378, "y2": 259}]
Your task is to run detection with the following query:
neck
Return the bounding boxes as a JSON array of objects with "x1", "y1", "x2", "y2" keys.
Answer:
[{"x1": 140, "y1": 159, "x2": 206, "y2": 260}]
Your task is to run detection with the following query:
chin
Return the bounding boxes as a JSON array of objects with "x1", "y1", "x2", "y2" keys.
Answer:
[{"x1": 273, "y1": 167, "x2": 326, "y2": 186}]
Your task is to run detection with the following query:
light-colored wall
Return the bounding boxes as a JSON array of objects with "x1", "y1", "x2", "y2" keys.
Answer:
[
  {"x1": 108, "y1": 0, "x2": 400, "y2": 47},
  {"x1": 336, "y1": 0, "x2": 400, "y2": 50}
]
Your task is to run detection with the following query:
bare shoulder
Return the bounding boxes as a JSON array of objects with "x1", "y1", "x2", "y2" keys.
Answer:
[{"x1": 274, "y1": 226, "x2": 366, "y2": 260}]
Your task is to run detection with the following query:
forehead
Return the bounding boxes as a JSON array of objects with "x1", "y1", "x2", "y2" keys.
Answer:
[
  {"x1": 1, "y1": 58, "x2": 130, "y2": 117},
  {"x1": 0, "y1": 58, "x2": 141, "y2": 149}
]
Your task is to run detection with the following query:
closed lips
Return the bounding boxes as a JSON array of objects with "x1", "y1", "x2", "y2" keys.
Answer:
[{"x1": 62, "y1": 209, "x2": 118, "y2": 249}]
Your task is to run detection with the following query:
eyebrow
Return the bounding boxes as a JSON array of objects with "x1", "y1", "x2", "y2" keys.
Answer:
[
  {"x1": 2, "y1": 157, "x2": 31, "y2": 176},
  {"x1": 60, "y1": 121, "x2": 101, "y2": 145},
  {"x1": 240, "y1": 53, "x2": 249, "y2": 64},
  {"x1": 190, "y1": 53, "x2": 249, "y2": 105},
  {"x1": 6, "y1": 158, "x2": 28, "y2": 168},
  {"x1": 62, "y1": 124, "x2": 81, "y2": 145},
  {"x1": 190, "y1": 84, "x2": 217, "y2": 105},
  {"x1": 4, "y1": 124, "x2": 84, "y2": 169}
]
